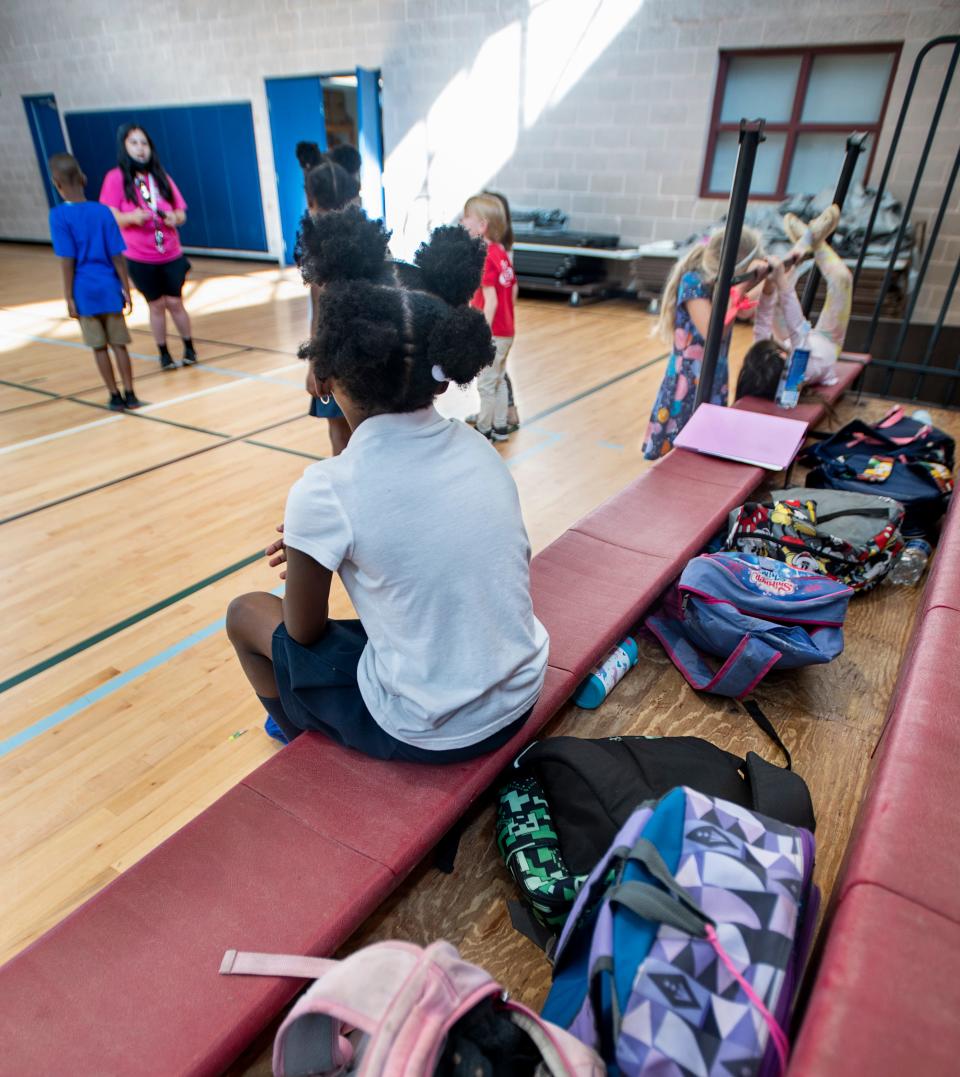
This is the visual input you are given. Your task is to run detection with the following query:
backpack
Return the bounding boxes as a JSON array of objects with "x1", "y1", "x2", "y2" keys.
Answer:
[
  {"x1": 497, "y1": 733, "x2": 815, "y2": 945},
  {"x1": 219, "y1": 940, "x2": 605, "y2": 1077},
  {"x1": 726, "y1": 486, "x2": 905, "y2": 591},
  {"x1": 541, "y1": 786, "x2": 819, "y2": 1077},
  {"x1": 801, "y1": 407, "x2": 953, "y2": 538},
  {"x1": 645, "y1": 553, "x2": 853, "y2": 698}
]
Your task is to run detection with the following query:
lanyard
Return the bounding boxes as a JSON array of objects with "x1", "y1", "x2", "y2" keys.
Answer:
[{"x1": 135, "y1": 174, "x2": 166, "y2": 254}]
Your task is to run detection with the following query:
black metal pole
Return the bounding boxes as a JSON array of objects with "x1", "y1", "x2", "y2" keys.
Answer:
[
  {"x1": 852, "y1": 36, "x2": 959, "y2": 293},
  {"x1": 800, "y1": 132, "x2": 869, "y2": 318},
  {"x1": 694, "y1": 118, "x2": 765, "y2": 410},
  {"x1": 869, "y1": 38, "x2": 960, "y2": 365}
]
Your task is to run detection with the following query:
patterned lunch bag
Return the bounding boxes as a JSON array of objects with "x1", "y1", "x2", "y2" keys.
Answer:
[{"x1": 726, "y1": 487, "x2": 905, "y2": 591}]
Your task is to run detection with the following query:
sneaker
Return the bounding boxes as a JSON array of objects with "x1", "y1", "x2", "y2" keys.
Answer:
[
  {"x1": 123, "y1": 390, "x2": 143, "y2": 409},
  {"x1": 108, "y1": 392, "x2": 126, "y2": 411},
  {"x1": 807, "y1": 203, "x2": 840, "y2": 247},
  {"x1": 159, "y1": 351, "x2": 176, "y2": 370},
  {"x1": 477, "y1": 426, "x2": 510, "y2": 443},
  {"x1": 182, "y1": 346, "x2": 198, "y2": 366},
  {"x1": 264, "y1": 716, "x2": 289, "y2": 745},
  {"x1": 782, "y1": 212, "x2": 806, "y2": 245},
  {"x1": 464, "y1": 413, "x2": 478, "y2": 426},
  {"x1": 506, "y1": 407, "x2": 520, "y2": 434}
]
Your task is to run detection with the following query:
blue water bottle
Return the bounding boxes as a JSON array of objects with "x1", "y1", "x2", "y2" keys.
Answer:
[{"x1": 574, "y1": 636, "x2": 640, "y2": 709}]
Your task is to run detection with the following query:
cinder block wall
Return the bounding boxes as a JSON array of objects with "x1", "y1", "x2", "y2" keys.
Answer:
[{"x1": 1, "y1": 0, "x2": 957, "y2": 320}]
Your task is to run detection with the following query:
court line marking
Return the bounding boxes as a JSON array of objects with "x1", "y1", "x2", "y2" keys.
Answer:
[
  {"x1": 0, "y1": 349, "x2": 668, "y2": 689},
  {"x1": 0, "y1": 362, "x2": 306, "y2": 456},
  {"x1": 0, "y1": 412, "x2": 315, "y2": 526},
  {"x1": 0, "y1": 551, "x2": 265, "y2": 696},
  {"x1": 0, "y1": 585, "x2": 285, "y2": 760},
  {"x1": 0, "y1": 439, "x2": 571, "y2": 751}
]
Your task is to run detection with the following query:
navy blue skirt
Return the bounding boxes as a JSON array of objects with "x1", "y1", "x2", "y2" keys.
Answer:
[{"x1": 272, "y1": 619, "x2": 531, "y2": 762}]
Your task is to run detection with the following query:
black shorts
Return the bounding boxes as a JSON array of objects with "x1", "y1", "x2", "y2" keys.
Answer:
[
  {"x1": 126, "y1": 255, "x2": 191, "y2": 301},
  {"x1": 271, "y1": 619, "x2": 532, "y2": 762}
]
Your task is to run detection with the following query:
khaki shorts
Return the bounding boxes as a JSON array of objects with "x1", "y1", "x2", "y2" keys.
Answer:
[{"x1": 79, "y1": 313, "x2": 131, "y2": 349}]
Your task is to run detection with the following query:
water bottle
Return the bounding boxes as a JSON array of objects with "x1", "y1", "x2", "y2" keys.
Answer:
[
  {"x1": 574, "y1": 637, "x2": 639, "y2": 709},
  {"x1": 887, "y1": 538, "x2": 932, "y2": 586},
  {"x1": 776, "y1": 332, "x2": 810, "y2": 409}
]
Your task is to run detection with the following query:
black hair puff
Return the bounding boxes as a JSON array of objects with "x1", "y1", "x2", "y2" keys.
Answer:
[
  {"x1": 296, "y1": 141, "x2": 324, "y2": 171},
  {"x1": 413, "y1": 225, "x2": 487, "y2": 306},
  {"x1": 329, "y1": 144, "x2": 363, "y2": 177},
  {"x1": 427, "y1": 308, "x2": 495, "y2": 386},
  {"x1": 298, "y1": 205, "x2": 391, "y2": 286}
]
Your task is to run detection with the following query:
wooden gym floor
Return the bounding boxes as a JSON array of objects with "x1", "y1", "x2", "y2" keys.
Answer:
[{"x1": 1, "y1": 242, "x2": 958, "y2": 1063}]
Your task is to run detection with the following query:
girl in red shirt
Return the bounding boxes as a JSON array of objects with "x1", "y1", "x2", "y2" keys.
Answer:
[{"x1": 461, "y1": 194, "x2": 516, "y2": 442}]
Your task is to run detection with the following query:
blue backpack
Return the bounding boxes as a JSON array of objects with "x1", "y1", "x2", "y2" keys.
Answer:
[
  {"x1": 542, "y1": 786, "x2": 819, "y2": 1076},
  {"x1": 646, "y1": 553, "x2": 853, "y2": 699},
  {"x1": 801, "y1": 408, "x2": 953, "y2": 538}
]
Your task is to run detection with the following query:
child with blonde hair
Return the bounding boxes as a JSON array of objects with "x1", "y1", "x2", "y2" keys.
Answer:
[
  {"x1": 461, "y1": 193, "x2": 517, "y2": 442},
  {"x1": 643, "y1": 225, "x2": 762, "y2": 459}
]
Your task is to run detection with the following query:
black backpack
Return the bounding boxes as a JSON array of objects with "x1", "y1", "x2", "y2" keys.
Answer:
[{"x1": 496, "y1": 720, "x2": 815, "y2": 948}]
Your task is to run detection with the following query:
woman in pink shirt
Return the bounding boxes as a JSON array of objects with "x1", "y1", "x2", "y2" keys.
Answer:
[{"x1": 100, "y1": 124, "x2": 196, "y2": 369}]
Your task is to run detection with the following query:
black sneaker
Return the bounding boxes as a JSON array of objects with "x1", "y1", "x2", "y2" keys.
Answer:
[
  {"x1": 123, "y1": 391, "x2": 143, "y2": 409},
  {"x1": 159, "y1": 351, "x2": 176, "y2": 370},
  {"x1": 182, "y1": 346, "x2": 198, "y2": 366},
  {"x1": 108, "y1": 392, "x2": 126, "y2": 410}
]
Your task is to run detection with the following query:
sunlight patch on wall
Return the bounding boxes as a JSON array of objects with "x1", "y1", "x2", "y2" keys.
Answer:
[{"x1": 524, "y1": 0, "x2": 643, "y2": 128}]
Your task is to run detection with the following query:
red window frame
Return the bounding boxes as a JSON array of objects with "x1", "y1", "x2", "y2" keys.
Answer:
[{"x1": 700, "y1": 43, "x2": 902, "y2": 201}]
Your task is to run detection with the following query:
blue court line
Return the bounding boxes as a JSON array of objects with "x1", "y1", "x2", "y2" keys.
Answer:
[
  {"x1": 505, "y1": 430, "x2": 564, "y2": 468},
  {"x1": 598, "y1": 439, "x2": 626, "y2": 451},
  {"x1": 0, "y1": 586, "x2": 283, "y2": 759}
]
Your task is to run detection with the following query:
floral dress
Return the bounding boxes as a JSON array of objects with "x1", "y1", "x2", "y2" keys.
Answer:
[{"x1": 642, "y1": 271, "x2": 730, "y2": 460}]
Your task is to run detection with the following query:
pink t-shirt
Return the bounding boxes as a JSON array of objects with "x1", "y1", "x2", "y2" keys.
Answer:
[{"x1": 99, "y1": 167, "x2": 187, "y2": 264}]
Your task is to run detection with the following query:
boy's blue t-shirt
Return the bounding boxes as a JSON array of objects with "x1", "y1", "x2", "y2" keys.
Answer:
[{"x1": 49, "y1": 202, "x2": 126, "y2": 316}]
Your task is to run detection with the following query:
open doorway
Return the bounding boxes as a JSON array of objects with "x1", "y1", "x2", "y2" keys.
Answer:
[{"x1": 265, "y1": 69, "x2": 383, "y2": 266}]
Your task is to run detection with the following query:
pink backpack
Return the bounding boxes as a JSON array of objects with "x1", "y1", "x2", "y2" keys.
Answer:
[{"x1": 220, "y1": 940, "x2": 605, "y2": 1076}]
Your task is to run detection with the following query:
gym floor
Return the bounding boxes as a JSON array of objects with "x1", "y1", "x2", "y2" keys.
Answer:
[{"x1": 2, "y1": 244, "x2": 958, "y2": 1072}]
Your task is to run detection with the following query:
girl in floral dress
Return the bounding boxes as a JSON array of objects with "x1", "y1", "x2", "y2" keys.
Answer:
[{"x1": 643, "y1": 226, "x2": 762, "y2": 460}]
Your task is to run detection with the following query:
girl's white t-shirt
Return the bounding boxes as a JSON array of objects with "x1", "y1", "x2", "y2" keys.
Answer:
[{"x1": 283, "y1": 405, "x2": 550, "y2": 750}]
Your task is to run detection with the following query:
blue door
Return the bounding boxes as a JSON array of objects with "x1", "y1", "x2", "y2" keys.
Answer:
[
  {"x1": 356, "y1": 68, "x2": 385, "y2": 221},
  {"x1": 265, "y1": 76, "x2": 326, "y2": 265},
  {"x1": 23, "y1": 94, "x2": 68, "y2": 208}
]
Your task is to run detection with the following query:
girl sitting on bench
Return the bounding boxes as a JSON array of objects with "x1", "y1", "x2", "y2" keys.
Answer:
[
  {"x1": 736, "y1": 204, "x2": 850, "y2": 401},
  {"x1": 226, "y1": 207, "x2": 549, "y2": 760},
  {"x1": 643, "y1": 224, "x2": 763, "y2": 459}
]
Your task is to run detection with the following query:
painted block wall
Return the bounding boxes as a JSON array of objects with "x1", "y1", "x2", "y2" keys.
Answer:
[{"x1": 0, "y1": 0, "x2": 957, "y2": 320}]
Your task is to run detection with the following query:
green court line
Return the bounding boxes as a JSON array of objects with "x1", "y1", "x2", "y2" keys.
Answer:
[
  {"x1": 0, "y1": 550, "x2": 264, "y2": 695},
  {"x1": 243, "y1": 439, "x2": 323, "y2": 461},
  {"x1": 0, "y1": 347, "x2": 670, "y2": 692},
  {"x1": 1, "y1": 413, "x2": 312, "y2": 525}
]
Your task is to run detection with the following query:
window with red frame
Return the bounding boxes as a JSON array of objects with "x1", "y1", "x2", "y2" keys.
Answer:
[{"x1": 701, "y1": 45, "x2": 901, "y2": 200}]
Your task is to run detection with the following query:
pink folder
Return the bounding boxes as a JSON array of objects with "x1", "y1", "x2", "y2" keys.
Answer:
[{"x1": 673, "y1": 403, "x2": 808, "y2": 471}]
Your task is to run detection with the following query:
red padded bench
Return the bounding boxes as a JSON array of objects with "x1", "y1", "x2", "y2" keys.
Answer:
[
  {"x1": 789, "y1": 492, "x2": 960, "y2": 1075},
  {"x1": 0, "y1": 446, "x2": 767, "y2": 1077}
]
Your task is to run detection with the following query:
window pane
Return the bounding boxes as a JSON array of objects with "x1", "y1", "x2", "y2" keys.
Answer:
[
  {"x1": 710, "y1": 130, "x2": 787, "y2": 194},
  {"x1": 721, "y1": 55, "x2": 802, "y2": 123},
  {"x1": 802, "y1": 52, "x2": 895, "y2": 123},
  {"x1": 787, "y1": 132, "x2": 870, "y2": 194}
]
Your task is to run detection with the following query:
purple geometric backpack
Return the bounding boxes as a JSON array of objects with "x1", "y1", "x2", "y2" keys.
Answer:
[
  {"x1": 646, "y1": 553, "x2": 853, "y2": 698},
  {"x1": 542, "y1": 786, "x2": 819, "y2": 1076}
]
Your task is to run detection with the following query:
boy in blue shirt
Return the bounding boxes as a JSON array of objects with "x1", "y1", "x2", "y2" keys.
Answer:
[{"x1": 49, "y1": 153, "x2": 141, "y2": 409}]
